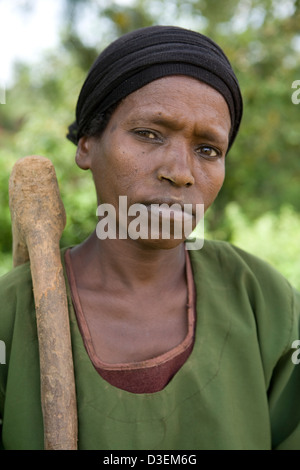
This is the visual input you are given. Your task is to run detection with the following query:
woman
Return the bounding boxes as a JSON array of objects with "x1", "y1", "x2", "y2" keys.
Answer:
[{"x1": 0, "y1": 25, "x2": 299, "y2": 450}]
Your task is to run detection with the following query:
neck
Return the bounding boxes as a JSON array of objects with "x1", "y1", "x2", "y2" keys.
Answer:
[{"x1": 71, "y1": 230, "x2": 186, "y2": 292}]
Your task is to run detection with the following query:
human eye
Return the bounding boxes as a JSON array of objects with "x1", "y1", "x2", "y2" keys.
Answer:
[
  {"x1": 196, "y1": 145, "x2": 222, "y2": 160},
  {"x1": 133, "y1": 129, "x2": 162, "y2": 141}
]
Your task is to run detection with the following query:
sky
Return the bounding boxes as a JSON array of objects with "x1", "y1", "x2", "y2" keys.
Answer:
[
  {"x1": 0, "y1": 0, "x2": 133, "y2": 87},
  {"x1": 0, "y1": 0, "x2": 63, "y2": 85},
  {"x1": 1, "y1": 0, "x2": 298, "y2": 89}
]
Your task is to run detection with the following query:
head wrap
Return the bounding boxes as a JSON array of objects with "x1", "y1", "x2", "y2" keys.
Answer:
[{"x1": 67, "y1": 25, "x2": 243, "y2": 151}]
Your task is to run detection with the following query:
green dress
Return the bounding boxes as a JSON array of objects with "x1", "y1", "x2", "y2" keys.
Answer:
[{"x1": 0, "y1": 240, "x2": 299, "y2": 450}]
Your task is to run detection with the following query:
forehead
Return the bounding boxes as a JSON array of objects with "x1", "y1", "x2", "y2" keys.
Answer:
[{"x1": 110, "y1": 76, "x2": 231, "y2": 138}]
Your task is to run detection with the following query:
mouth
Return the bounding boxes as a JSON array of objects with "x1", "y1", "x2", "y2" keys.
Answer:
[
  {"x1": 142, "y1": 198, "x2": 195, "y2": 222},
  {"x1": 118, "y1": 197, "x2": 203, "y2": 241},
  {"x1": 147, "y1": 205, "x2": 193, "y2": 225},
  {"x1": 145, "y1": 199, "x2": 195, "y2": 227}
]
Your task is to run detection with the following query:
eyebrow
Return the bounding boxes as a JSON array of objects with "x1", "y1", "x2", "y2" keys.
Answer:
[{"x1": 126, "y1": 113, "x2": 229, "y2": 145}]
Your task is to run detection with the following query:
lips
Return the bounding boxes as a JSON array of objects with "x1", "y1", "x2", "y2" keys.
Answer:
[
  {"x1": 142, "y1": 198, "x2": 195, "y2": 217},
  {"x1": 146, "y1": 205, "x2": 193, "y2": 225}
]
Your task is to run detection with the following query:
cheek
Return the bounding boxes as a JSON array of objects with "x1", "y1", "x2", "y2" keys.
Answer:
[
  {"x1": 214, "y1": 164, "x2": 226, "y2": 190},
  {"x1": 196, "y1": 162, "x2": 225, "y2": 203},
  {"x1": 210, "y1": 165, "x2": 226, "y2": 198},
  {"x1": 105, "y1": 134, "x2": 154, "y2": 183},
  {"x1": 91, "y1": 140, "x2": 145, "y2": 200}
]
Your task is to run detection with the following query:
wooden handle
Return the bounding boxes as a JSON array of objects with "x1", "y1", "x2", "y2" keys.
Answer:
[{"x1": 9, "y1": 155, "x2": 78, "y2": 450}]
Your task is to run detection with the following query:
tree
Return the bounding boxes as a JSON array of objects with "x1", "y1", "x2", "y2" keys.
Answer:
[{"x1": 1, "y1": 0, "x2": 299, "y2": 281}]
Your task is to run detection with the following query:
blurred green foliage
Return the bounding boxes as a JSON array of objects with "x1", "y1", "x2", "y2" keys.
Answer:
[
  {"x1": 0, "y1": 0, "x2": 299, "y2": 287},
  {"x1": 204, "y1": 203, "x2": 300, "y2": 289}
]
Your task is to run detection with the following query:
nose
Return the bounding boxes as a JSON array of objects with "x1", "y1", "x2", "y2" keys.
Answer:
[{"x1": 157, "y1": 141, "x2": 195, "y2": 187}]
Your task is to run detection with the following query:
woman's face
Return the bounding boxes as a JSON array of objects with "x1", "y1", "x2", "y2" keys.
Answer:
[{"x1": 76, "y1": 75, "x2": 231, "y2": 248}]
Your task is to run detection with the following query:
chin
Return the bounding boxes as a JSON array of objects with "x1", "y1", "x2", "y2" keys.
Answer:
[{"x1": 134, "y1": 236, "x2": 186, "y2": 251}]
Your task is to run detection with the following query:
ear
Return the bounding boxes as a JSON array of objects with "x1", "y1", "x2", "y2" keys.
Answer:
[{"x1": 75, "y1": 136, "x2": 93, "y2": 170}]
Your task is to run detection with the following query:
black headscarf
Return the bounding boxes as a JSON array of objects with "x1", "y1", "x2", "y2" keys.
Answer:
[{"x1": 67, "y1": 25, "x2": 243, "y2": 151}]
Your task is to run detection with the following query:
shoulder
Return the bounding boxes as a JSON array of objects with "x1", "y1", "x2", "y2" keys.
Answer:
[
  {"x1": 0, "y1": 261, "x2": 34, "y2": 312},
  {"x1": 0, "y1": 261, "x2": 33, "y2": 295},
  {"x1": 0, "y1": 262, "x2": 35, "y2": 343},
  {"x1": 189, "y1": 238, "x2": 295, "y2": 295},
  {"x1": 0, "y1": 247, "x2": 72, "y2": 335},
  {"x1": 0, "y1": 262, "x2": 36, "y2": 406},
  {"x1": 0, "y1": 246, "x2": 71, "y2": 302},
  {"x1": 189, "y1": 239, "x2": 300, "y2": 356}
]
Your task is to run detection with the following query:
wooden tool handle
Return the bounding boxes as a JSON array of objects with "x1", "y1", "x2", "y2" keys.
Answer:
[{"x1": 9, "y1": 155, "x2": 78, "y2": 450}]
